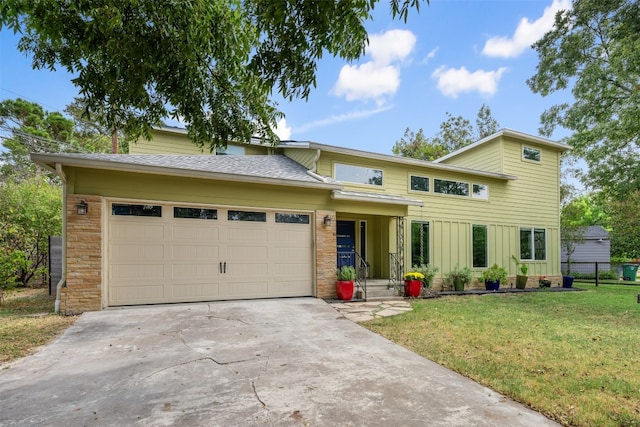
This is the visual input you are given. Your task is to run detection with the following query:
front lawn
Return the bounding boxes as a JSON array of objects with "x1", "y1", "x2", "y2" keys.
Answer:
[
  {"x1": 364, "y1": 284, "x2": 640, "y2": 426},
  {"x1": 0, "y1": 288, "x2": 76, "y2": 367}
]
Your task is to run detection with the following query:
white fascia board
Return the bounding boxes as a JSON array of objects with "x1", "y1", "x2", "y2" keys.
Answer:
[{"x1": 434, "y1": 128, "x2": 573, "y2": 163}]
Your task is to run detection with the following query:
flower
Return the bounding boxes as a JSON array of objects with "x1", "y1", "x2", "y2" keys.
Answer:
[{"x1": 404, "y1": 272, "x2": 425, "y2": 281}]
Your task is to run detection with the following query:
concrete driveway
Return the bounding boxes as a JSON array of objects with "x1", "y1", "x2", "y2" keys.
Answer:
[{"x1": 0, "y1": 298, "x2": 558, "y2": 426}]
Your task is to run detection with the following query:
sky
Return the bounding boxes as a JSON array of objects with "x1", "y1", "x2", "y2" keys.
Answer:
[{"x1": 0, "y1": 0, "x2": 574, "y2": 156}]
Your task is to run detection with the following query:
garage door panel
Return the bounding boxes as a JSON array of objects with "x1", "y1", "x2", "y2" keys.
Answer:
[
  {"x1": 171, "y1": 263, "x2": 219, "y2": 279},
  {"x1": 110, "y1": 244, "x2": 164, "y2": 261},
  {"x1": 111, "y1": 284, "x2": 165, "y2": 304},
  {"x1": 171, "y1": 244, "x2": 219, "y2": 261},
  {"x1": 268, "y1": 280, "x2": 312, "y2": 296},
  {"x1": 172, "y1": 225, "x2": 219, "y2": 242},
  {"x1": 111, "y1": 223, "x2": 164, "y2": 242},
  {"x1": 226, "y1": 245, "x2": 268, "y2": 260},
  {"x1": 171, "y1": 282, "x2": 220, "y2": 299},
  {"x1": 227, "y1": 228, "x2": 268, "y2": 243},
  {"x1": 221, "y1": 281, "x2": 269, "y2": 298},
  {"x1": 108, "y1": 203, "x2": 313, "y2": 306},
  {"x1": 228, "y1": 262, "x2": 268, "y2": 276},
  {"x1": 110, "y1": 264, "x2": 164, "y2": 280}
]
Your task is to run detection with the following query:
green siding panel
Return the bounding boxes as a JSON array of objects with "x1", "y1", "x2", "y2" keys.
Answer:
[{"x1": 284, "y1": 148, "x2": 317, "y2": 170}]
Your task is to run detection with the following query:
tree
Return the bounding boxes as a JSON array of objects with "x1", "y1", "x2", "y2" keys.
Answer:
[
  {"x1": 0, "y1": 98, "x2": 120, "y2": 181},
  {"x1": 608, "y1": 191, "x2": 640, "y2": 260},
  {"x1": 0, "y1": 177, "x2": 62, "y2": 299},
  {"x1": 392, "y1": 128, "x2": 448, "y2": 161},
  {"x1": 0, "y1": 98, "x2": 75, "y2": 180},
  {"x1": 1, "y1": 0, "x2": 426, "y2": 149},
  {"x1": 392, "y1": 104, "x2": 500, "y2": 161},
  {"x1": 64, "y1": 98, "x2": 130, "y2": 154},
  {"x1": 528, "y1": 0, "x2": 640, "y2": 199}
]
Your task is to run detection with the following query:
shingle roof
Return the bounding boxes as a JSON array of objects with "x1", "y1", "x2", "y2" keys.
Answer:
[{"x1": 31, "y1": 153, "x2": 340, "y2": 188}]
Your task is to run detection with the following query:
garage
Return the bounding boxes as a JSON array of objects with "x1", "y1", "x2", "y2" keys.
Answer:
[{"x1": 107, "y1": 201, "x2": 313, "y2": 306}]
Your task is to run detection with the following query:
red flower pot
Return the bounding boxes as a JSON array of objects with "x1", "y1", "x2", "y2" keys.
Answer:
[
  {"x1": 336, "y1": 280, "x2": 354, "y2": 300},
  {"x1": 404, "y1": 279, "x2": 422, "y2": 298}
]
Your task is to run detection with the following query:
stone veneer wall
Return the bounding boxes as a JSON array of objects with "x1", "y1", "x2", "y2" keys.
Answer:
[
  {"x1": 61, "y1": 194, "x2": 103, "y2": 314},
  {"x1": 315, "y1": 210, "x2": 337, "y2": 299}
]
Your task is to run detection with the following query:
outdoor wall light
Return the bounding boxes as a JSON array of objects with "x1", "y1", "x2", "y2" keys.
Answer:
[
  {"x1": 76, "y1": 200, "x2": 88, "y2": 215},
  {"x1": 323, "y1": 215, "x2": 332, "y2": 226}
]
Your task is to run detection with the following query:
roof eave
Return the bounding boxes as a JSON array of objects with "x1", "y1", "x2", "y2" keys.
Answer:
[
  {"x1": 434, "y1": 128, "x2": 573, "y2": 163},
  {"x1": 31, "y1": 154, "x2": 342, "y2": 191}
]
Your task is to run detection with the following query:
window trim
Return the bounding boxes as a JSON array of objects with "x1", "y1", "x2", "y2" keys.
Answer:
[
  {"x1": 471, "y1": 183, "x2": 489, "y2": 200},
  {"x1": 433, "y1": 178, "x2": 470, "y2": 197},
  {"x1": 472, "y1": 224, "x2": 489, "y2": 268},
  {"x1": 519, "y1": 227, "x2": 547, "y2": 261},
  {"x1": 410, "y1": 220, "x2": 430, "y2": 266},
  {"x1": 409, "y1": 174, "x2": 430, "y2": 193},
  {"x1": 522, "y1": 145, "x2": 541, "y2": 163},
  {"x1": 334, "y1": 162, "x2": 384, "y2": 187}
]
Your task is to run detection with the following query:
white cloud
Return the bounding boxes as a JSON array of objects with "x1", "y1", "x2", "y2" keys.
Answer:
[
  {"x1": 332, "y1": 29, "x2": 416, "y2": 103},
  {"x1": 431, "y1": 66, "x2": 507, "y2": 98},
  {"x1": 422, "y1": 47, "x2": 439, "y2": 64},
  {"x1": 295, "y1": 106, "x2": 393, "y2": 134},
  {"x1": 273, "y1": 117, "x2": 291, "y2": 140},
  {"x1": 482, "y1": 0, "x2": 572, "y2": 58}
]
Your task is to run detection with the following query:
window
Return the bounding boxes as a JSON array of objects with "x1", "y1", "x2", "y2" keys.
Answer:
[
  {"x1": 410, "y1": 175, "x2": 429, "y2": 192},
  {"x1": 434, "y1": 179, "x2": 469, "y2": 196},
  {"x1": 520, "y1": 227, "x2": 546, "y2": 260},
  {"x1": 411, "y1": 221, "x2": 429, "y2": 266},
  {"x1": 228, "y1": 210, "x2": 266, "y2": 222},
  {"x1": 112, "y1": 204, "x2": 162, "y2": 217},
  {"x1": 472, "y1": 184, "x2": 489, "y2": 200},
  {"x1": 174, "y1": 207, "x2": 217, "y2": 220},
  {"x1": 472, "y1": 225, "x2": 488, "y2": 268},
  {"x1": 215, "y1": 145, "x2": 245, "y2": 155},
  {"x1": 334, "y1": 163, "x2": 383, "y2": 186},
  {"x1": 523, "y1": 146, "x2": 541, "y2": 162},
  {"x1": 275, "y1": 213, "x2": 310, "y2": 224}
]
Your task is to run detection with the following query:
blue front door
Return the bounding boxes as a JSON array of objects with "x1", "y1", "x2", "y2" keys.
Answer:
[{"x1": 337, "y1": 220, "x2": 356, "y2": 268}]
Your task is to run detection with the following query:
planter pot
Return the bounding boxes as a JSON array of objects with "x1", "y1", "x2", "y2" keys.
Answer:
[
  {"x1": 516, "y1": 275, "x2": 528, "y2": 290},
  {"x1": 336, "y1": 280, "x2": 354, "y2": 300},
  {"x1": 453, "y1": 278, "x2": 465, "y2": 292},
  {"x1": 485, "y1": 279, "x2": 500, "y2": 291},
  {"x1": 562, "y1": 276, "x2": 575, "y2": 289},
  {"x1": 404, "y1": 279, "x2": 422, "y2": 298}
]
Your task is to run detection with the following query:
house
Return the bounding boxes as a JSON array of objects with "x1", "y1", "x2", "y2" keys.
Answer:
[
  {"x1": 32, "y1": 127, "x2": 571, "y2": 314},
  {"x1": 561, "y1": 225, "x2": 611, "y2": 274}
]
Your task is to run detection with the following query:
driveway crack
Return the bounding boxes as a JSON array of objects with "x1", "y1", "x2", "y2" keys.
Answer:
[{"x1": 141, "y1": 357, "x2": 255, "y2": 380}]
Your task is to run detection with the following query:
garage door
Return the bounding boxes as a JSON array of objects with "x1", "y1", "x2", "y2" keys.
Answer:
[{"x1": 107, "y1": 202, "x2": 313, "y2": 306}]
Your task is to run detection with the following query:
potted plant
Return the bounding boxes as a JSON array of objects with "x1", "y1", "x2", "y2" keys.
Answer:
[
  {"x1": 444, "y1": 265, "x2": 472, "y2": 292},
  {"x1": 403, "y1": 271, "x2": 425, "y2": 298},
  {"x1": 480, "y1": 264, "x2": 507, "y2": 290},
  {"x1": 538, "y1": 275, "x2": 552, "y2": 288},
  {"x1": 336, "y1": 265, "x2": 356, "y2": 300},
  {"x1": 511, "y1": 255, "x2": 529, "y2": 289},
  {"x1": 411, "y1": 264, "x2": 439, "y2": 289}
]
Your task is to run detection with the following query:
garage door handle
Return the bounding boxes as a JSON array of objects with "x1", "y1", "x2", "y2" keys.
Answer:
[
  {"x1": 223, "y1": 262, "x2": 227, "y2": 274},
  {"x1": 219, "y1": 262, "x2": 222, "y2": 274}
]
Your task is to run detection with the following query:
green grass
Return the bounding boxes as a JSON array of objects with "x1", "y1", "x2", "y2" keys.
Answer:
[
  {"x1": 364, "y1": 284, "x2": 640, "y2": 426},
  {"x1": 0, "y1": 288, "x2": 76, "y2": 366}
]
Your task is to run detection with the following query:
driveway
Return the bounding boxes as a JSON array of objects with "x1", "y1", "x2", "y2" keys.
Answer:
[{"x1": 0, "y1": 298, "x2": 558, "y2": 426}]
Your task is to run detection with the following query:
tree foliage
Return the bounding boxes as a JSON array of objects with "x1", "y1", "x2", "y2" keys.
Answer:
[
  {"x1": 0, "y1": 98, "x2": 120, "y2": 181},
  {"x1": 0, "y1": 177, "x2": 62, "y2": 298},
  {"x1": 528, "y1": 0, "x2": 640, "y2": 199},
  {"x1": 1, "y1": 0, "x2": 426, "y2": 149},
  {"x1": 608, "y1": 191, "x2": 640, "y2": 259},
  {"x1": 392, "y1": 104, "x2": 500, "y2": 161}
]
